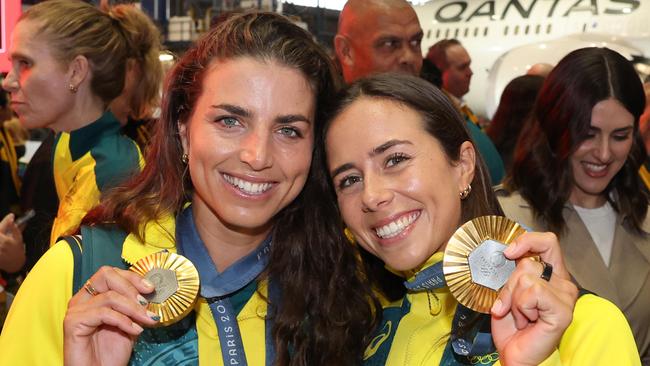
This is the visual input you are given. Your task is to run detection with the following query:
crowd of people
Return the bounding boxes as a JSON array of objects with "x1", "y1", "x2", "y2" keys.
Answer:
[{"x1": 0, "y1": 0, "x2": 648, "y2": 365}]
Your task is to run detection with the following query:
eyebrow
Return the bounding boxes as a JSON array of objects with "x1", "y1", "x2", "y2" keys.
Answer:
[
  {"x1": 8, "y1": 51, "x2": 31, "y2": 62},
  {"x1": 211, "y1": 104, "x2": 251, "y2": 117},
  {"x1": 371, "y1": 139, "x2": 412, "y2": 156},
  {"x1": 589, "y1": 125, "x2": 634, "y2": 133},
  {"x1": 329, "y1": 139, "x2": 412, "y2": 178},
  {"x1": 276, "y1": 114, "x2": 312, "y2": 125}
]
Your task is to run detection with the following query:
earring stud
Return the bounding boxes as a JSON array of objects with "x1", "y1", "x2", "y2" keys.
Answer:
[{"x1": 459, "y1": 184, "x2": 472, "y2": 200}]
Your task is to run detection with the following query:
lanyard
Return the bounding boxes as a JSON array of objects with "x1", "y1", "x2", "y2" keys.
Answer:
[
  {"x1": 403, "y1": 262, "x2": 497, "y2": 364},
  {"x1": 176, "y1": 206, "x2": 273, "y2": 366}
]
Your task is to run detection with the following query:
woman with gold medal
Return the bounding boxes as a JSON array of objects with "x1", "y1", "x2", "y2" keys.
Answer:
[
  {"x1": 0, "y1": 11, "x2": 376, "y2": 366},
  {"x1": 321, "y1": 73, "x2": 641, "y2": 365}
]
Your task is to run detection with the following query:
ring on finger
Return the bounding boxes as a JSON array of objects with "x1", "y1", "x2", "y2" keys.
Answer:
[
  {"x1": 84, "y1": 280, "x2": 99, "y2": 296},
  {"x1": 540, "y1": 261, "x2": 553, "y2": 282}
]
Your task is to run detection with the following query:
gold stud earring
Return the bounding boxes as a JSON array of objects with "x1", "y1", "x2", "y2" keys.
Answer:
[
  {"x1": 459, "y1": 184, "x2": 472, "y2": 200},
  {"x1": 68, "y1": 84, "x2": 78, "y2": 93},
  {"x1": 181, "y1": 153, "x2": 189, "y2": 164}
]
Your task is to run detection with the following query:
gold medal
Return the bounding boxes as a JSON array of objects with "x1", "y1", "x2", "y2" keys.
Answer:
[
  {"x1": 129, "y1": 251, "x2": 200, "y2": 326},
  {"x1": 443, "y1": 215, "x2": 537, "y2": 314}
]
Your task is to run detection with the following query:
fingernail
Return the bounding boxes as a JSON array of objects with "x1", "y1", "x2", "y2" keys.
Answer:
[
  {"x1": 505, "y1": 241, "x2": 517, "y2": 255},
  {"x1": 491, "y1": 299, "x2": 502, "y2": 314},
  {"x1": 147, "y1": 311, "x2": 161, "y2": 322},
  {"x1": 142, "y1": 279, "x2": 154, "y2": 289},
  {"x1": 137, "y1": 294, "x2": 148, "y2": 306},
  {"x1": 132, "y1": 322, "x2": 144, "y2": 333}
]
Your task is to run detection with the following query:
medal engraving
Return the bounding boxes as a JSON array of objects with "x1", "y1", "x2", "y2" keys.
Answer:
[
  {"x1": 468, "y1": 239, "x2": 515, "y2": 291},
  {"x1": 444, "y1": 216, "x2": 529, "y2": 313},
  {"x1": 144, "y1": 268, "x2": 179, "y2": 304},
  {"x1": 129, "y1": 251, "x2": 200, "y2": 326}
]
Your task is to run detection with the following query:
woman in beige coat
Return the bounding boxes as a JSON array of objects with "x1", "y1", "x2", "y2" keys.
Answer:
[{"x1": 498, "y1": 47, "x2": 650, "y2": 364}]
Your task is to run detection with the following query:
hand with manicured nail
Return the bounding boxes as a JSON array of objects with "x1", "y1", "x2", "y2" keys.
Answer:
[
  {"x1": 490, "y1": 232, "x2": 579, "y2": 366},
  {"x1": 63, "y1": 266, "x2": 158, "y2": 366}
]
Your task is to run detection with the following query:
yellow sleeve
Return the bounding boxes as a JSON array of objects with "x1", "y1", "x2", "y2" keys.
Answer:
[
  {"x1": 556, "y1": 294, "x2": 641, "y2": 365},
  {"x1": 50, "y1": 163, "x2": 101, "y2": 246},
  {"x1": 0, "y1": 241, "x2": 74, "y2": 365}
]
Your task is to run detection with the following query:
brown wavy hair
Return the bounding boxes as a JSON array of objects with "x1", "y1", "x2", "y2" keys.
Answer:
[
  {"x1": 486, "y1": 75, "x2": 545, "y2": 172},
  {"x1": 506, "y1": 47, "x2": 648, "y2": 235},
  {"x1": 105, "y1": 4, "x2": 163, "y2": 121},
  {"x1": 84, "y1": 12, "x2": 376, "y2": 365},
  {"x1": 318, "y1": 73, "x2": 503, "y2": 300}
]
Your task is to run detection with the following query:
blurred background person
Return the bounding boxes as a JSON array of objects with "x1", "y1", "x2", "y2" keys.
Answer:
[
  {"x1": 498, "y1": 47, "x2": 650, "y2": 363},
  {"x1": 106, "y1": 3, "x2": 164, "y2": 152},
  {"x1": 2, "y1": 0, "x2": 144, "y2": 263},
  {"x1": 334, "y1": 0, "x2": 423, "y2": 84},
  {"x1": 486, "y1": 75, "x2": 545, "y2": 173},
  {"x1": 427, "y1": 38, "x2": 504, "y2": 184}
]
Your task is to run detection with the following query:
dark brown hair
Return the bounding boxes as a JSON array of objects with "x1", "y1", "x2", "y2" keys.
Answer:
[
  {"x1": 319, "y1": 73, "x2": 503, "y2": 300},
  {"x1": 487, "y1": 75, "x2": 545, "y2": 172},
  {"x1": 85, "y1": 12, "x2": 375, "y2": 365},
  {"x1": 506, "y1": 47, "x2": 648, "y2": 235}
]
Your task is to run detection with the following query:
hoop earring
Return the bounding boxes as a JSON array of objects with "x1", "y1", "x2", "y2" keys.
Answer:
[
  {"x1": 459, "y1": 184, "x2": 472, "y2": 200},
  {"x1": 68, "y1": 84, "x2": 78, "y2": 93},
  {"x1": 181, "y1": 153, "x2": 189, "y2": 164},
  {"x1": 344, "y1": 227, "x2": 356, "y2": 245}
]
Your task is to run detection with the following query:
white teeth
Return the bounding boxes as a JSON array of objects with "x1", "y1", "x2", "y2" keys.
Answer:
[
  {"x1": 584, "y1": 162, "x2": 606, "y2": 172},
  {"x1": 223, "y1": 174, "x2": 273, "y2": 195},
  {"x1": 375, "y1": 212, "x2": 419, "y2": 239}
]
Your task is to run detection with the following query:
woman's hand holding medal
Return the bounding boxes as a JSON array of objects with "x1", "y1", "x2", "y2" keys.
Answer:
[
  {"x1": 63, "y1": 266, "x2": 158, "y2": 366},
  {"x1": 490, "y1": 231, "x2": 579, "y2": 366}
]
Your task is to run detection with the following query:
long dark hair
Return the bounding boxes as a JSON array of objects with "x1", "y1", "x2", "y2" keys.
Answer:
[
  {"x1": 506, "y1": 47, "x2": 648, "y2": 235},
  {"x1": 85, "y1": 12, "x2": 376, "y2": 366},
  {"x1": 486, "y1": 75, "x2": 545, "y2": 172},
  {"x1": 318, "y1": 73, "x2": 503, "y2": 300}
]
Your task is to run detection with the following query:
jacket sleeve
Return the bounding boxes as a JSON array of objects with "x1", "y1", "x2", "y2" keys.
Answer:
[
  {"x1": 0, "y1": 241, "x2": 74, "y2": 365},
  {"x1": 555, "y1": 294, "x2": 641, "y2": 365}
]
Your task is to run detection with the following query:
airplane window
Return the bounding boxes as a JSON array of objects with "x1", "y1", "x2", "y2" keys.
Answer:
[
  {"x1": 464, "y1": 28, "x2": 468, "y2": 37},
  {"x1": 535, "y1": 24, "x2": 541, "y2": 34},
  {"x1": 436, "y1": 29, "x2": 441, "y2": 38},
  {"x1": 582, "y1": 23, "x2": 586, "y2": 32},
  {"x1": 547, "y1": 24, "x2": 552, "y2": 34},
  {"x1": 484, "y1": 27, "x2": 488, "y2": 36},
  {"x1": 474, "y1": 27, "x2": 478, "y2": 37},
  {"x1": 525, "y1": 25, "x2": 530, "y2": 35},
  {"x1": 504, "y1": 25, "x2": 509, "y2": 36},
  {"x1": 445, "y1": 28, "x2": 450, "y2": 38},
  {"x1": 426, "y1": 29, "x2": 432, "y2": 39},
  {"x1": 514, "y1": 25, "x2": 519, "y2": 35},
  {"x1": 454, "y1": 28, "x2": 459, "y2": 37}
]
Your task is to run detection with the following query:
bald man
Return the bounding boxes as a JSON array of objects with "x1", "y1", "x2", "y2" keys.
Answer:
[{"x1": 334, "y1": 0, "x2": 423, "y2": 83}]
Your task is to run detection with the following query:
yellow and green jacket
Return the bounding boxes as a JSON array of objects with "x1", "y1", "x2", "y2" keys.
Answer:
[
  {"x1": 50, "y1": 111, "x2": 143, "y2": 245},
  {"x1": 364, "y1": 252, "x2": 641, "y2": 365},
  {"x1": 0, "y1": 213, "x2": 273, "y2": 365}
]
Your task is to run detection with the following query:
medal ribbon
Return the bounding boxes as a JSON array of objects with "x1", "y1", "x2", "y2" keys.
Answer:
[
  {"x1": 176, "y1": 206, "x2": 273, "y2": 366},
  {"x1": 403, "y1": 261, "x2": 496, "y2": 363}
]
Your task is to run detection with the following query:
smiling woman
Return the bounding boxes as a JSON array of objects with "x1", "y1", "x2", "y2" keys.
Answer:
[
  {"x1": 0, "y1": 12, "x2": 376, "y2": 366},
  {"x1": 320, "y1": 73, "x2": 641, "y2": 365},
  {"x1": 499, "y1": 47, "x2": 650, "y2": 363}
]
